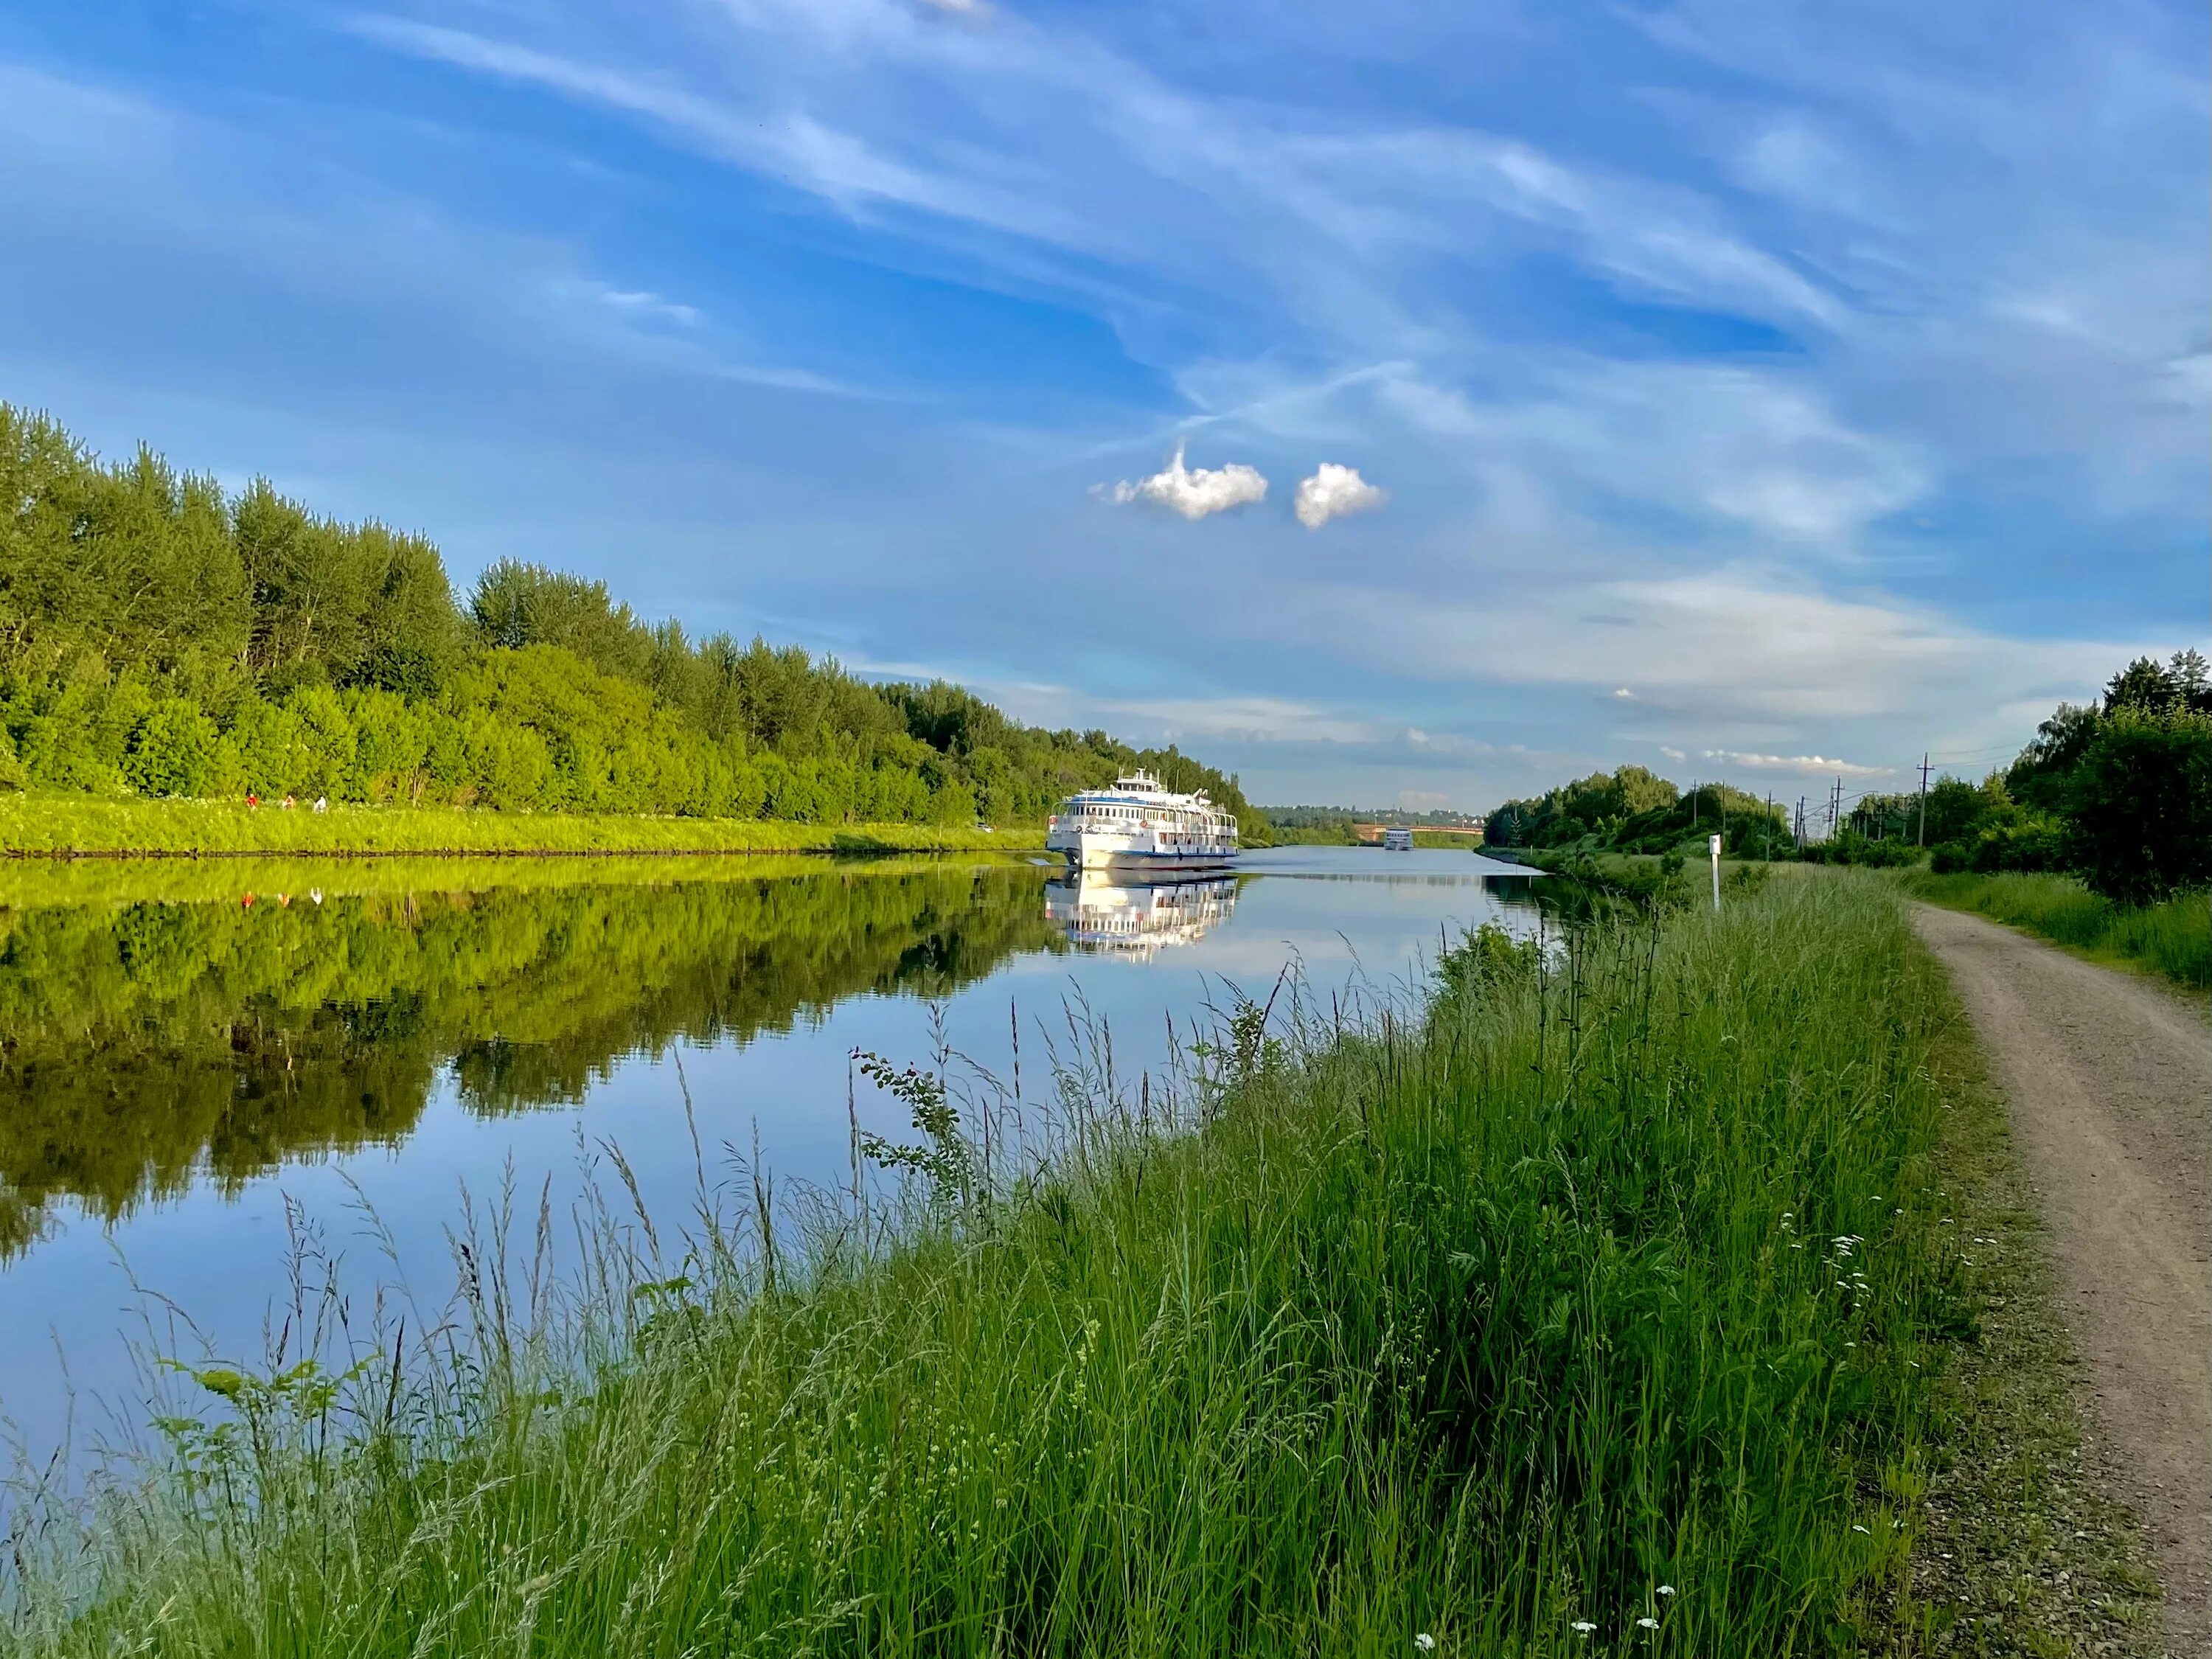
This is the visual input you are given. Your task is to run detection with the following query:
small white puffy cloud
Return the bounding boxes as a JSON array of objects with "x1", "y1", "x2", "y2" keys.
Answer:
[
  {"x1": 1098, "y1": 442, "x2": 1267, "y2": 520},
  {"x1": 1293, "y1": 462, "x2": 1388, "y2": 529},
  {"x1": 1660, "y1": 745, "x2": 1687, "y2": 761},
  {"x1": 1613, "y1": 686, "x2": 1636, "y2": 699}
]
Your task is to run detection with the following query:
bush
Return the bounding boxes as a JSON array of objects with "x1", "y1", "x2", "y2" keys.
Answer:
[
  {"x1": 1964, "y1": 817, "x2": 2066, "y2": 874},
  {"x1": 122, "y1": 700, "x2": 224, "y2": 798},
  {"x1": 2065, "y1": 708, "x2": 2212, "y2": 903},
  {"x1": 1803, "y1": 831, "x2": 1921, "y2": 869}
]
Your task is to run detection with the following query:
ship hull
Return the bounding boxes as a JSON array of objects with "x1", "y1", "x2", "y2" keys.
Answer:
[{"x1": 1068, "y1": 846, "x2": 1237, "y2": 872}]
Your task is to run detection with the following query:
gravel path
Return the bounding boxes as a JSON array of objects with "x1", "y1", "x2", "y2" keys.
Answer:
[{"x1": 1914, "y1": 905, "x2": 2210, "y2": 1655}]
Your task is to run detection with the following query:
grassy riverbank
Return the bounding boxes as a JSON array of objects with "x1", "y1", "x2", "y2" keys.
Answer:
[
  {"x1": 0, "y1": 793, "x2": 1043, "y2": 858},
  {"x1": 1899, "y1": 869, "x2": 2209, "y2": 990},
  {"x1": 6, "y1": 875, "x2": 2124, "y2": 1653}
]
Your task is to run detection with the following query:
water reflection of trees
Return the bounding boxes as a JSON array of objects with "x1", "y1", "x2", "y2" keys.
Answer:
[{"x1": 0, "y1": 865, "x2": 1057, "y2": 1258}]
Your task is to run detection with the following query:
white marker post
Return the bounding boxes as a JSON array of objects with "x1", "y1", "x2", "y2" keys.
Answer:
[{"x1": 1710, "y1": 833, "x2": 1722, "y2": 911}]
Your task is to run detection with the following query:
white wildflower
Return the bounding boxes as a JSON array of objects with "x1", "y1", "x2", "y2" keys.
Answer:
[
  {"x1": 1638, "y1": 1616, "x2": 1659, "y2": 1630},
  {"x1": 1571, "y1": 1621, "x2": 1597, "y2": 1635},
  {"x1": 1852, "y1": 1523, "x2": 1871, "y2": 1534},
  {"x1": 1415, "y1": 1637, "x2": 1437, "y2": 1653},
  {"x1": 1656, "y1": 1585, "x2": 1675, "y2": 1596}
]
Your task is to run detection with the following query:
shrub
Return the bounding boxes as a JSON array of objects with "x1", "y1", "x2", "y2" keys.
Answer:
[
  {"x1": 123, "y1": 700, "x2": 224, "y2": 798},
  {"x1": 2066, "y1": 708, "x2": 2212, "y2": 903}
]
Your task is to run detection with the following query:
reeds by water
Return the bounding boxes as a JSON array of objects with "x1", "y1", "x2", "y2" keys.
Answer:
[{"x1": 9, "y1": 875, "x2": 1983, "y2": 1654}]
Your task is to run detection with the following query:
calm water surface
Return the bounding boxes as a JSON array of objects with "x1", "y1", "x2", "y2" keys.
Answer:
[{"x1": 0, "y1": 846, "x2": 1537, "y2": 1464}]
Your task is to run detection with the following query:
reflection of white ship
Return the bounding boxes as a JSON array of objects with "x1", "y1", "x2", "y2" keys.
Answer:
[
  {"x1": 1046, "y1": 872, "x2": 1239, "y2": 955},
  {"x1": 1046, "y1": 771, "x2": 1239, "y2": 872}
]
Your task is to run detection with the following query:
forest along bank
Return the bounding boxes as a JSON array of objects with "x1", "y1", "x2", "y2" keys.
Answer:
[{"x1": 0, "y1": 846, "x2": 1538, "y2": 1474}]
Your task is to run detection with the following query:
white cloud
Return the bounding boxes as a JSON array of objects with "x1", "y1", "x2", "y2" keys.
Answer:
[
  {"x1": 1382, "y1": 361, "x2": 1928, "y2": 546},
  {"x1": 1288, "y1": 570, "x2": 2130, "y2": 731},
  {"x1": 1612, "y1": 686, "x2": 1636, "y2": 699},
  {"x1": 1660, "y1": 745, "x2": 1687, "y2": 760},
  {"x1": 1293, "y1": 462, "x2": 1387, "y2": 529},
  {"x1": 578, "y1": 282, "x2": 701, "y2": 327},
  {"x1": 1700, "y1": 749, "x2": 1893, "y2": 778},
  {"x1": 1397, "y1": 789, "x2": 1451, "y2": 811},
  {"x1": 1094, "y1": 694, "x2": 1382, "y2": 745},
  {"x1": 1097, "y1": 442, "x2": 1267, "y2": 520}
]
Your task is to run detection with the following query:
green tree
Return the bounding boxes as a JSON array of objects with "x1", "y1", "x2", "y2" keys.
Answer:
[
  {"x1": 123, "y1": 698, "x2": 225, "y2": 797},
  {"x1": 2065, "y1": 708, "x2": 2212, "y2": 903},
  {"x1": 2104, "y1": 655, "x2": 2180, "y2": 715}
]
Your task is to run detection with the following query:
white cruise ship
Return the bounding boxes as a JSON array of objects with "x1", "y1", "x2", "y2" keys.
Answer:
[{"x1": 1046, "y1": 771, "x2": 1240, "y2": 872}]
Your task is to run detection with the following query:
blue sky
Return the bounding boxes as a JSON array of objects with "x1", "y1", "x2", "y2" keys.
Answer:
[{"x1": 1, "y1": 0, "x2": 2203, "y2": 810}]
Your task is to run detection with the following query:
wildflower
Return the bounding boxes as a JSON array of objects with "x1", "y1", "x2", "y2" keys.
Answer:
[
  {"x1": 1656, "y1": 1585, "x2": 1675, "y2": 1596},
  {"x1": 1851, "y1": 1524, "x2": 1871, "y2": 1534},
  {"x1": 1571, "y1": 1622, "x2": 1596, "y2": 1636},
  {"x1": 1638, "y1": 1616, "x2": 1659, "y2": 1630},
  {"x1": 1415, "y1": 1637, "x2": 1437, "y2": 1652}
]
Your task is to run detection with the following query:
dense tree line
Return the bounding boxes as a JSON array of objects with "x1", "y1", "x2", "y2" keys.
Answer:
[
  {"x1": 0, "y1": 405, "x2": 1265, "y2": 836},
  {"x1": 1900, "y1": 651, "x2": 2210, "y2": 902},
  {"x1": 1484, "y1": 766, "x2": 1790, "y2": 858},
  {"x1": 1484, "y1": 653, "x2": 2209, "y2": 905}
]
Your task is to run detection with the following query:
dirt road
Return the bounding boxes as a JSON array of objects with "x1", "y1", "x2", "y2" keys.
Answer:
[{"x1": 1914, "y1": 905, "x2": 2211, "y2": 1655}]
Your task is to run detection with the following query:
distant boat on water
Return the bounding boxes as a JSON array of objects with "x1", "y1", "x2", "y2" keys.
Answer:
[
  {"x1": 1382, "y1": 826, "x2": 1414, "y2": 852},
  {"x1": 1046, "y1": 771, "x2": 1240, "y2": 872}
]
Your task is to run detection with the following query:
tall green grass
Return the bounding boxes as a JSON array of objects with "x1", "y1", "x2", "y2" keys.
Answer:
[
  {"x1": 1899, "y1": 869, "x2": 2210, "y2": 990},
  {"x1": 10, "y1": 877, "x2": 1978, "y2": 1654},
  {"x1": 0, "y1": 793, "x2": 1043, "y2": 858}
]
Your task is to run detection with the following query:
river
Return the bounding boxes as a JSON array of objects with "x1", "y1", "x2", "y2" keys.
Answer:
[{"x1": 0, "y1": 846, "x2": 1538, "y2": 1470}]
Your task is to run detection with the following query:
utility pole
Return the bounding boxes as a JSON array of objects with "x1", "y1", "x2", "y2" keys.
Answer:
[{"x1": 1916, "y1": 753, "x2": 1931, "y2": 845}]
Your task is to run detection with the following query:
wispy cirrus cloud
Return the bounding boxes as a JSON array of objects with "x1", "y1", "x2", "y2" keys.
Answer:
[{"x1": 1699, "y1": 749, "x2": 1893, "y2": 779}]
